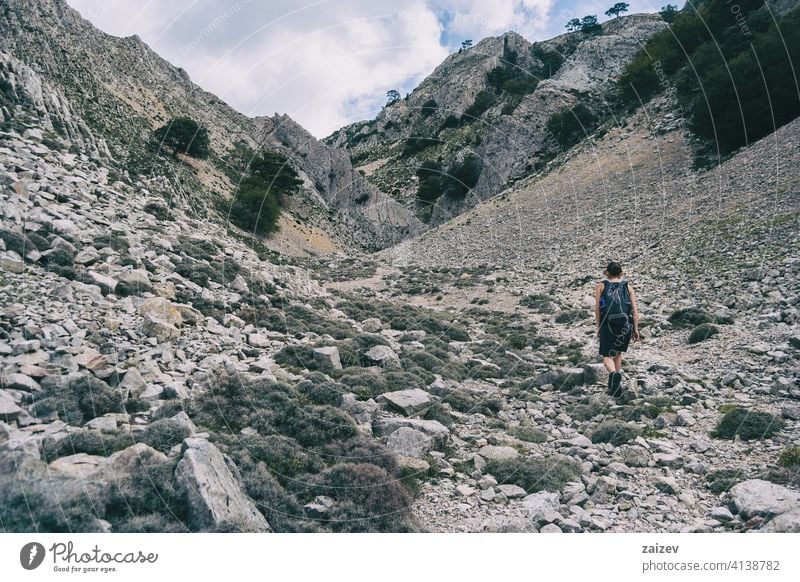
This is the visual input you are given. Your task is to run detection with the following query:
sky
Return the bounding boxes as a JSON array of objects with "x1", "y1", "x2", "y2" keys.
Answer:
[{"x1": 66, "y1": 0, "x2": 666, "y2": 139}]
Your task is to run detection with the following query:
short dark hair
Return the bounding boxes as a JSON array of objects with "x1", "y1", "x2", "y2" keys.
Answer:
[{"x1": 606, "y1": 261, "x2": 623, "y2": 277}]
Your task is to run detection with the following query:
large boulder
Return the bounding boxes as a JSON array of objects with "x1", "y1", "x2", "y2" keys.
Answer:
[
  {"x1": 139, "y1": 297, "x2": 183, "y2": 341},
  {"x1": 372, "y1": 417, "x2": 449, "y2": 449},
  {"x1": 378, "y1": 388, "x2": 433, "y2": 416},
  {"x1": 312, "y1": 346, "x2": 342, "y2": 371},
  {"x1": 385, "y1": 427, "x2": 432, "y2": 458},
  {"x1": 174, "y1": 437, "x2": 271, "y2": 532},
  {"x1": 478, "y1": 445, "x2": 519, "y2": 461},
  {"x1": 117, "y1": 367, "x2": 147, "y2": 399},
  {"x1": 729, "y1": 479, "x2": 800, "y2": 518},
  {"x1": 364, "y1": 345, "x2": 401, "y2": 367},
  {"x1": 761, "y1": 508, "x2": 800, "y2": 532}
]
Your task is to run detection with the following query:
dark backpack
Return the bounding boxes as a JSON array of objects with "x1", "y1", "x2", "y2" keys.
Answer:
[{"x1": 601, "y1": 280, "x2": 632, "y2": 332}]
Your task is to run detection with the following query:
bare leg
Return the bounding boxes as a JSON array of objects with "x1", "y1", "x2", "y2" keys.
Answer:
[
  {"x1": 613, "y1": 354, "x2": 623, "y2": 372},
  {"x1": 602, "y1": 356, "x2": 616, "y2": 374}
]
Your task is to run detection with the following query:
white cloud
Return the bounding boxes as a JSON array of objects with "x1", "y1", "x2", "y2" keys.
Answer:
[{"x1": 66, "y1": 0, "x2": 558, "y2": 138}]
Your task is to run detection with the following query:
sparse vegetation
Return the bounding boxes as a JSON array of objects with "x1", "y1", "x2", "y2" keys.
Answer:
[
  {"x1": 712, "y1": 407, "x2": 784, "y2": 441},
  {"x1": 487, "y1": 455, "x2": 582, "y2": 492},
  {"x1": 590, "y1": 420, "x2": 641, "y2": 445},
  {"x1": 153, "y1": 116, "x2": 209, "y2": 158}
]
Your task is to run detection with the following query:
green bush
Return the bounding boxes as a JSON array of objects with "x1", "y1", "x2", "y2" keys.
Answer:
[
  {"x1": 712, "y1": 407, "x2": 784, "y2": 441},
  {"x1": 688, "y1": 323, "x2": 719, "y2": 344},
  {"x1": 509, "y1": 425, "x2": 548, "y2": 443},
  {"x1": 416, "y1": 159, "x2": 443, "y2": 203},
  {"x1": 778, "y1": 447, "x2": 800, "y2": 468},
  {"x1": 41, "y1": 430, "x2": 132, "y2": 461},
  {"x1": 546, "y1": 104, "x2": 598, "y2": 151},
  {"x1": 0, "y1": 228, "x2": 35, "y2": 258},
  {"x1": 486, "y1": 455, "x2": 581, "y2": 492},
  {"x1": 228, "y1": 151, "x2": 302, "y2": 236},
  {"x1": 153, "y1": 116, "x2": 210, "y2": 158},
  {"x1": 442, "y1": 154, "x2": 482, "y2": 198},
  {"x1": 462, "y1": 90, "x2": 495, "y2": 122},
  {"x1": 138, "y1": 419, "x2": 192, "y2": 453},
  {"x1": 297, "y1": 376, "x2": 345, "y2": 406},
  {"x1": 590, "y1": 420, "x2": 641, "y2": 446},
  {"x1": 321, "y1": 437, "x2": 398, "y2": 474},
  {"x1": 706, "y1": 468, "x2": 743, "y2": 495},
  {"x1": 305, "y1": 463, "x2": 415, "y2": 532},
  {"x1": 31, "y1": 376, "x2": 123, "y2": 425}
]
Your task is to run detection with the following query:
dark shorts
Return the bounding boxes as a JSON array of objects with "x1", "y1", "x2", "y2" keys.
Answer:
[{"x1": 599, "y1": 320, "x2": 632, "y2": 357}]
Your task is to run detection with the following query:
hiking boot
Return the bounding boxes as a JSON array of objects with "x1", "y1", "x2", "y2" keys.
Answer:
[{"x1": 609, "y1": 371, "x2": 623, "y2": 397}]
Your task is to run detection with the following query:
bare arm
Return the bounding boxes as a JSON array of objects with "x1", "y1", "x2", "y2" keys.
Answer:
[
  {"x1": 628, "y1": 282, "x2": 640, "y2": 338},
  {"x1": 594, "y1": 282, "x2": 604, "y2": 334}
]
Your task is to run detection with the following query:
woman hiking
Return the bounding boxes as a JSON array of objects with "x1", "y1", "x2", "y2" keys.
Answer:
[{"x1": 595, "y1": 261, "x2": 639, "y2": 396}]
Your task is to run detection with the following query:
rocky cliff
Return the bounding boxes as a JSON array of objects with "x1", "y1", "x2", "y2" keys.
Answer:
[
  {"x1": 325, "y1": 13, "x2": 667, "y2": 226},
  {"x1": 0, "y1": 0, "x2": 420, "y2": 251}
]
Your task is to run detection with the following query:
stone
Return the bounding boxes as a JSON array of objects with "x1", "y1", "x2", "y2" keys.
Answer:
[
  {"x1": 2, "y1": 373, "x2": 41, "y2": 392},
  {"x1": 50, "y1": 453, "x2": 106, "y2": 479},
  {"x1": 312, "y1": 346, "x2": 342, "y2": 371},
  {"x1": 361, "y1": 318, "x2": 383, "y2": 332},
  {"x1": 171, "y1": 411, "x2": 198, "y2": 434},
  {"x1": 304, "y1": 495, "x2": 335, "y2": 518},
  {"x1": 139, "y1": 297, "x2": 183, "y2": 326},
  {"x1": 87, "y1": 270, "x2": 118, "y2": 294},
  {"x1": 655, "y1": 476, "x2": 681, "y2": 495},
  {"x1": 396, "y1": 456, "x2": 430, "y2": 473},
  {"x1": 675, "y1": 410, "x2": 696, "y2": 427},
  {"x1": 117, "y1": 270, "x2": 153, "y2": 295},
  {"x1": 175, "y1": 437, "x2": 271, "y2": 532},
  {"x1": 0, "y1": 392, "x2": 23, "y2": 422},
  {"x1": 562, "y1": 434, "x2": 592, "y2": 448},
  {"x1": 583, "y1": 363, "x2": 609, "y2": 386},
  {"x1": 781, "y1": 405, "x2": 800, "y2": 420},
  {"x1": 653, "y1": 452, "x2": 683, "y2": 468},
  {"x1": 522, "y1": 491, "x2": 560, "y2": 515},
  {"x1": 497, "y1": 484, "x2": 527, "y2": 499},
  {"x1": 455, "y1": 484, "x2": 476, "y2": 497},
  {"x1": 364, "y1": 345, "x2": 401, "y2": 366},
  {"x1": 84, "y1": 416, "x2": 118, "y2": 432},
  {"x1": 761, "y1": 508, "x2": 800, "y2": 532},
  {"x1": 729, "y1": 479, "x2": 800, "y2": 518},
  {"x1": 74, "y1": 247, "x2": 100, "y2": 265},
  {"x1": 616, "y1": 444, "x2": 650, "y2": 467},
  {"x1": 540, "y1": 523, "x2": 563, "y2": 533},
  {"x1": 710, "y1": 506, "x2": 734, "y2": 522},
  {"x1": 0, "y1": 256, "x2": 24, "y2": 273},
  {"x1": 142, "y1": 313, "x2": 181, "y2": 341},
  {"x1": 386, "y1": 427, "x2": 432, "y2": 458},
  {"x1": 118, "y1": 367, "x2": 147, "y2": 399},
  {"x1": 379, "y1": 388, "x2": 433, "y2": 416},
  {"x1": 247, "y1": 333, "x2": 271, "y2": 348},
  {"x1": 477, "y1": 445, "x2": 518, "y2": 461}
]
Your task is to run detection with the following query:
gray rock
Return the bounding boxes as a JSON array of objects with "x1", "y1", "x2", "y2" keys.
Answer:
[
  {"x1": 583, "y1": 363, "x2": 609, "y2": 386},
  {"x1": 361, "y1": 318, "x2": 383, "y2": 333},
  {"x1": 477, "y1": 445, "x2": 518, "y2": 461},
  {"x1": 710, "y1": 506, "x2": 734, "y2": 522},
  {"x1": 0, "y1": 392, "x2": 23, "y2": 421},
  {"x1": 379, "y1": 388, "x2": 433, "y2": 416},
  {"x1": 86, "y1": 270, "x2": 118, "y2": 294},
  {"x1": 304, "y1": 495, "x2": 335, "y2": 518},
  {"x1": 364, "y1": 345, "x2": 401, "y2": 366},
  {"x1": 522, "y1": 491, "x2": 560, "y2": 515},
  {"x1": 175, "y1": 437, "x2": 271, "y2": 532},
  {"x1": 761, "y1": 508, "x2": 800, "y2": 532},
  {"x1": 2, "y1": 373, "x2": 40, "y2": 392},
  {"x1": 142, "y1": 313, "x2": 181, "y2": 342},
  {"x1": 386, "y1": 427, "x2": 432, "y2": 458},
  {"x1": 655, "y1": 476, "x2": 681, "y2": 495},
  {"x1": 118, "y1": 367, "x2": 147, "y2": 399},
  {"x1": 372, "y1": 417, "x2": 450, "y2": 448},
  {"x1": 497, "y1": 484, "x2": 527, "y2": 499},
  {"x1": 729, "y1": 479, "x2": 800, "y2": 518},
  {"x1": 540, "y1": 523, "x2": 563, "y2": 533},
  {"x1": 312, "y1": 346, "x2": 342, "y2": 371}
]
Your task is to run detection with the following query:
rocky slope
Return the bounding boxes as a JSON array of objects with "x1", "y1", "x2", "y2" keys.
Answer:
[
  {"x1": 324, "y1": 13, "x2": 667, "y2": 226},
  {"x1": 1, "y1": 0, "x2": 799, "y2": 535},
  {"x1": 0, "y1": 0, "x2": 420, "y2": 251}
]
